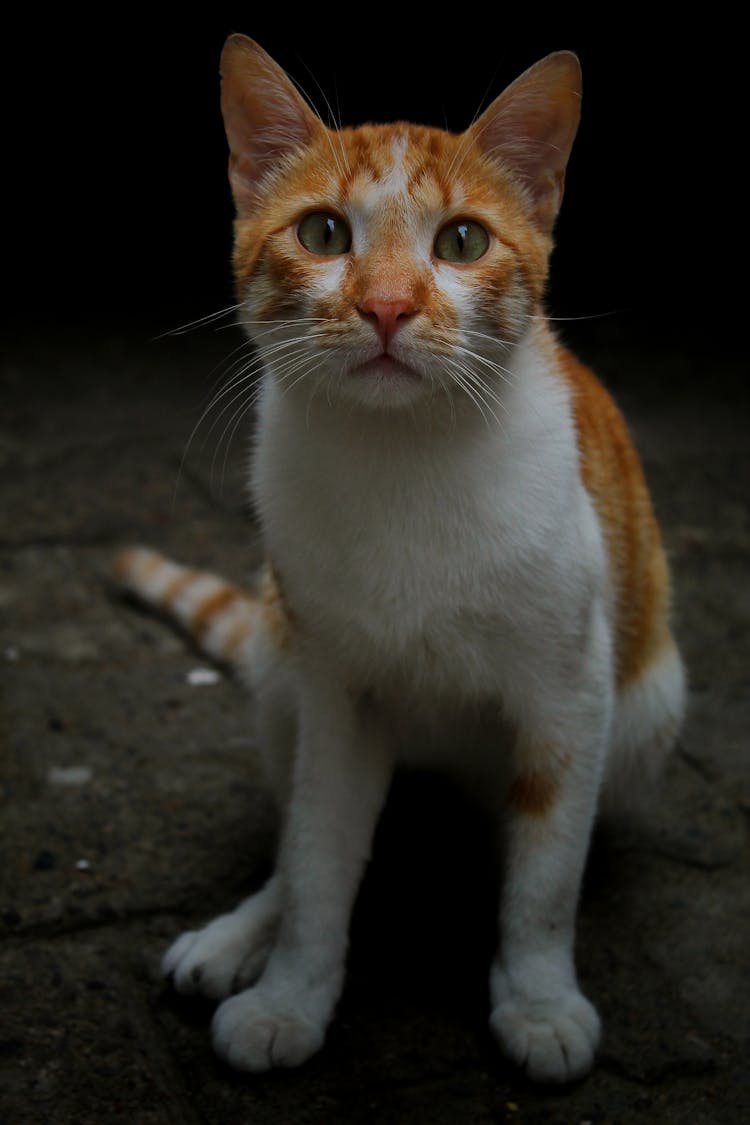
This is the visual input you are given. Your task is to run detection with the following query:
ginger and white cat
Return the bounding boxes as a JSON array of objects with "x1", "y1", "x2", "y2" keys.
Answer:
[{"x1": 115, "y1": 36, "x2": 686, "y2": 1083}]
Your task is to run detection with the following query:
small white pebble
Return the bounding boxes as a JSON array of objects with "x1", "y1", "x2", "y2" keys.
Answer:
[
  {"x1": 4, "y1": 646, "x2": 20, "y2": 662},
  {"x1": 75, "y1": 859, "x2": 91, "y2": 871},
  {"x1": 186, "y1": 667, "x2": 221, "y2": 686},
  {"x1": 47, "y1": 766, "x2": 93, "y2": 786}
]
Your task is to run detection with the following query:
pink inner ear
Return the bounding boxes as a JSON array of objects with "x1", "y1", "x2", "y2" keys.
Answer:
[
  {"x1": 220, "y1": 35, "x2": 323, "y2": 215},
  {"x1": 469, "y1": 52, "x2": 582, "y2": 231}
]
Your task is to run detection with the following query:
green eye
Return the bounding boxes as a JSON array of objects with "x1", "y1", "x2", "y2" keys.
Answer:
[
  {"x1": 434, "y1": 219, "x2": 489, "y2": 263},
  {"x1": 297, "y1": 211, "x2": 352, "y2": 256}
]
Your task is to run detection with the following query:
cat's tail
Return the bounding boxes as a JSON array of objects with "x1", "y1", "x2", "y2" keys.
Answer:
[{"x1": 113, "y1": 546, "x2": 259, "y2": 666}]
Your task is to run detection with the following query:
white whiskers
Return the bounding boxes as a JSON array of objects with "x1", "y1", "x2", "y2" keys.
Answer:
[
  {"x1": 441, "y1": 356, "x2": 509, "y2": 431},
  {"x1": 156, "y1": 302, "x2": 244, "y2": 339},
  {"x1": 172, "y1": 314, "x2": 337, "y2": 503}
]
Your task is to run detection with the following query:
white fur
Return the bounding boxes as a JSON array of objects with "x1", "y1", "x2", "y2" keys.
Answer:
[{"x1": 602, "y1": 640, "x2": 686, "y2": 819}]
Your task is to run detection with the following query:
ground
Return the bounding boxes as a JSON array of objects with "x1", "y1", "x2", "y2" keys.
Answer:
[{"x1": 1, "y1": 324, "x2": 748, "y2": 1124}]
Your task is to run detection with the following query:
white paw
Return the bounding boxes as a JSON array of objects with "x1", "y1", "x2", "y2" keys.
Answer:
[
  {"x1": 162, "y1": 896, "x2": 278, "y2": 1000},
  {"x1": 212, "y1": 986, "x2": 327, "y2": 1072},
  {"x1": 490, "y1": 968, "x2": 600, "y2": 1084}
]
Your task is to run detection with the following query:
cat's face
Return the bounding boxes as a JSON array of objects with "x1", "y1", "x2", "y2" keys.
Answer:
[{"x1": 221, "y1": 38, "x2": 581, "y2": 414}]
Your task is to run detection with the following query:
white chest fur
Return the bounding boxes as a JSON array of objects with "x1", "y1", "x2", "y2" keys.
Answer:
[{"x1": 251, "y1": 332, "x2": 608, "y2": 716}]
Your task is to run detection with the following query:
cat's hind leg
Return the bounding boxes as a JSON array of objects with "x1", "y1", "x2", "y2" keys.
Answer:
[{"x1": 599, "y1": 637, "x2": 686, "y2": 820}]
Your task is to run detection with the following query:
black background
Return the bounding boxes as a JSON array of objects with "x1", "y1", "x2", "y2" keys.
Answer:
[{"x1": 8, "y1": 12, "x2": 738, "y2": 354}]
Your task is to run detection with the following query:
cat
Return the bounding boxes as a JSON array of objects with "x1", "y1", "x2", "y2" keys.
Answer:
[{"x1": 114, "y1": 35, "x2": 686, "y2": 1083}]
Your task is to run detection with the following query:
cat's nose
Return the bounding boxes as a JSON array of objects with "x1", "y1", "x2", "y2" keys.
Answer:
[{"x1": 357, "y1": 296, "x2": 418, "y2": 350}]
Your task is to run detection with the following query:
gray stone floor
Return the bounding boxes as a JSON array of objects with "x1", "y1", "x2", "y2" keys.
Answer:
[{"x1": 1, "y1": 326, "x2": 748, "y2": 1123}]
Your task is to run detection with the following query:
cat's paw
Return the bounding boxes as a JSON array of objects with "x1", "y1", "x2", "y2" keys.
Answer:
[
  {"x1": 162, "y1": 899, "x2": 278, "y2": 1000},
  {"x1": 489, "y1": 967, "x2": 600, "y2": 1084},
  {"x1": 211, "y1": 986, "x2": 326, "y2": 1071}
]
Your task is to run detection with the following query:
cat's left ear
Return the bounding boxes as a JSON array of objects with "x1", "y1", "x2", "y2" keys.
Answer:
[
  {"x1": 469, "y1": 52, "x2": 582, "y2": 232},
  {"x1": 220, "y1": 35, "x2": 325, "y2": 216}
]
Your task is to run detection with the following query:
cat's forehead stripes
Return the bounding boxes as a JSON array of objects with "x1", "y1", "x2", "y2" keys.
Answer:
[{"x1": 335, "y1": 124, "x2": 461, "y2": 212}]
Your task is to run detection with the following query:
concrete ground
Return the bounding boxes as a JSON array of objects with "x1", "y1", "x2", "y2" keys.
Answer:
[{"x1": 1, "y1": 325, "x2": 748, "y2": 1124}]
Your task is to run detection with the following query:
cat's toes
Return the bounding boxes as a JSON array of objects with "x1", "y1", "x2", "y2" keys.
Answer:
[
  {"x1": 162, "y1": 913, "x2": 275, "y2": 1000},
  {"x1": 212, "y1": 988, "x2": 326, "y2": 1072},
  {"x1": 489, "y1": 972, "x2": 600, "y2": 1084},
  {"x1": 161, "y1": 929, "x2": 199, "y2": 978}
]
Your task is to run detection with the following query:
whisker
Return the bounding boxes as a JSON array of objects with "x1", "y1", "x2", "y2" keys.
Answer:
[
  {"x1": 444, "y1": 360, "x2": 496, "y2": 429},
  {"x1": 429, "y1": 368, "x2": 458, "y2": 433},
  {"x1": 453, "y1": 343, "x2": 516, "y2": 388},
  {"x1": 198, "y1": 336, "x2": 259, "y2": 399},
  {"x1": 201, "y1": 335, "x2": 321, "y2": 419},
  {"x1": 461, "y1": 326, "x2": 516, "y2": 352},
  {"x1": 174, "y1": 336, "x2": 319, "y2": 495},
  {"x1": 277, "y1": 351, "x2": 331, "y2": 398},
  {"x1": 444, "y1": 65, "x2": 503, "y2": 182},
  {"x1": 526, "y1": 310, "x2": 620, "y2": 323},
  {"x1": 444, "y1": 357, "x2": 509, "y2": 432},
  {"x1": 240, "y1": 315, "x2": 338, "y2": 327},
  {"x1": 459, "y1": 366, "x2": 509, "y2": 414},
  {"x1": 155, "y1": 302, "x2": 243, "y2": 340},
  {"x1": 459, "y1": 364, "x2": 507, "y2": 416},
  {"x1": 293, "y1": 58, "x2": 352, "y2": 179},
  {"x1": 212, "y1": 390, "x2": 259, "y2": 492},
  {"x1": 287, "y1": 65, "x2": 349, "y2": 182},
  {"x1": 210, "y1": 347, "x2": 324, "y2": 490},
  {"x1": 196, "y1": 370, "x2": 263, "y2": 463}
]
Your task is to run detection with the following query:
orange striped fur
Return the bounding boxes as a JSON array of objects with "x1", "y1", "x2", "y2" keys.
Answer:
[
  {"x1": 551, "y1": 342, "x2": 673, "y2": 688},
  {"x1": 113, "y1": 547, "x2": 278, "y2": 663}
]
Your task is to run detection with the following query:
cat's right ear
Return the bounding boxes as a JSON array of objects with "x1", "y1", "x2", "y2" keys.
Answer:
[
  {"x1": 468, "y1": 52, "x2": 582, "y2": 233},
  {"x1": 220, "y1": 36, "x2": 324, "y2": 216}
]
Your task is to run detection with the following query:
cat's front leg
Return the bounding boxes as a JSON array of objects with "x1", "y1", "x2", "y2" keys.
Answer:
[
  {"x1": 162, "y1": 874, "x2": 282, "y2": 999},
  {"x1": 490, "y1": 608, "x2": 612, "y2": 1084},
  {"x1": 212, "y1": 671, "x2": 393, "y2": 1072}
]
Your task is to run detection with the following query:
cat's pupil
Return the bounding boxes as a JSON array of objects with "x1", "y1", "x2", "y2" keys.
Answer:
[
  {"x1": 456, "y1": 224, "x2": 467, "y2": 252},
  {"x1": 324, "y1": 218, "x2": 334, "y2": 244}
]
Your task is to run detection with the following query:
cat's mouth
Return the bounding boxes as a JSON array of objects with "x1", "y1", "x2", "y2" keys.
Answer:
[{"x1": 350, "y1": 354, "x2": 421, "y2": 382}]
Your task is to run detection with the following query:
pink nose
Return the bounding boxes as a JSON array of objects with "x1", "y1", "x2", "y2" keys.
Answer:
[{"x1": 358, "y1": 296, "x2": 418, "y2": 350}]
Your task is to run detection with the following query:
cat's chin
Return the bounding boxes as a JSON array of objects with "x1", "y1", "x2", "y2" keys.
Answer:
[{"x1": 341, "y1": 356, "x2": 426, "y2": 411}]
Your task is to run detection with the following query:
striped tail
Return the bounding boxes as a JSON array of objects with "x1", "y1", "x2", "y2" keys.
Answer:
[{"x1": 113, "y1": 546, "x2": 259, "y2": 665}]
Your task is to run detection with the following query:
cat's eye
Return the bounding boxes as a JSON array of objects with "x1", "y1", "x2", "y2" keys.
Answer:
[
  {"x1": 434, "y1": 219, "x2": 489, "y2": 264},
  {"x1": 297, "y1": 212, "x2": 352, "y2": 256}
]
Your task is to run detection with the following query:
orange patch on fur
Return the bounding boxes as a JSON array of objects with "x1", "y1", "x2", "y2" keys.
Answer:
[
  {"x1": 550, "y1": 335, "x2": 674, "y2": 689},
  {"x1": 507, "y1": 768, "x2": 559, "y2": 817},
  {"x1": 223, "y1": 618, "x2": 253, "y2": 654},
  {"x1": 260, "y1": 562, "x2": 295, "y2": 650},
  {"x1": 193, "y1": 586, "x2": 247, "y2": 639},
  {"x1": 160, "y1": 570, "x2": 197, "y2": 605},
  {"x1": 113, "y1": 548, "x2": 161, "y2": 584}
]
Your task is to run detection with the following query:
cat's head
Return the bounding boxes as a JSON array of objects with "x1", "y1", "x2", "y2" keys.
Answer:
[{"x1": 221, "y1": 36, "x2": 581, "y2": 414}]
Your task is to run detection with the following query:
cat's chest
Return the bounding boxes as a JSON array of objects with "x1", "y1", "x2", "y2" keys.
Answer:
[
  {"x1": 283, "y1": 504, "x2": 514, "y2": 702},
  {"x1": 251, "y1": 387, "x2": 589, "y2": 697},
  {"x1": 290, "y1": 492, "x2": 503, "y2": 647}
]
